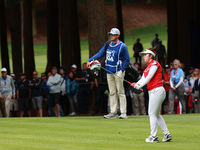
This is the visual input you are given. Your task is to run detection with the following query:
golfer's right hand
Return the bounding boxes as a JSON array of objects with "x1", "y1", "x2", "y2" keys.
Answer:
[{"x1": 86, "y1": 61, "x2": 90, "y2": 69}]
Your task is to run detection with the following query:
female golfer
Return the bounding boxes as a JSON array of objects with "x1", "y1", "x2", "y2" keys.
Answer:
[{"x1": 131, "y1": 47, "x2": 172, "y2": 142}]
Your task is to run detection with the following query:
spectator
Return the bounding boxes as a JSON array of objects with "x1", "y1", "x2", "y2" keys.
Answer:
[
  {"x1": 169, "y1": 62, "x2": 174, "y2": 71},
  {"x1": 59, "y1": 67, "x2": 67, "y2": 79},
  {"x1": 190, "y1": 68, "x2": 200, "y2": 113},
  {"x1": 168, "y1": 59, "x2": 186, "y2": 114},
  {"x1": 59, "y1": 67, "x2": 69, "y2": 115},
  {"x1": 162, "y1": 65, "x2": 171, "y2": 114},
  {"x1": 131, "y1": 68, "x2": 146, "y2": 116},
  {"x1": 93, "y1": 61, "x2": 108, "y2": 115},
  {"x1": 47, "y1": 67, "x2": 62, "y2": 117},
  {"x1": 10, "y1": 73, "x2": 19, "y2": 117},
  {"x1": 71, "y1": 64, "x2": 78, "y2": 75},
  {"x1": 75, "y1": 63, "x2": 94, "y2": 114},
  {"x1": 66, "y1": 71, "x2": 79, "y2": 116},
  {"x1": 41, "y1": 73, "x2": 48, "y2": 116},
  {"x1": 157, "y1": 40, "x2": 166, "y2": 68},
  {"x1": 17, "y1": 73, "x2": 31, "y2": 117},
  {"x1": 133, "y1": 38, "x2": 143, "y2": 66},
  {"x1": 131, "y1": 87, "x2": 146, "y2": 116},
  {"x1": 183, "y1": 74, "x2": 191, "y2": 113},
  {"x1": 181, "y1": 63, "x2": 187, "y2": 76},
  {"x1": 186, "y1": 67, "x2": 194, "y2": 81},
  {"x1": 29, "y1": 71, "x2": 43, "y2": 117},
  {"x1": 0, "y1": 68, "x2": 15, "y2": 117},
  {"x1": 151, "y1": 33, "x2": 159, "y2": 48},
  {"x1": 46, "y1": 72, "x2": 54, "y2": 116}
]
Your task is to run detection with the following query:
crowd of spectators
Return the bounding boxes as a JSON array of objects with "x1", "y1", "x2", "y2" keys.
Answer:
[
  {"x1": 0, "y1": 34, "x2": 199, "y2": 117},
  {"x1": 0, "y1": 62, "x2": 109, "y2": 117}
]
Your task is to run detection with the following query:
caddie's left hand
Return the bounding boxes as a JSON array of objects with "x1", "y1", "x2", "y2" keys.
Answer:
[{"x1": 118, "y1": 70, "x2": 123, "y2": 77}]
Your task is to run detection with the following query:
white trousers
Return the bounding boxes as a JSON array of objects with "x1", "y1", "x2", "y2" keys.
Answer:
[
  {"x1": 148, "y1": 86, "x2": 169, "y2": 136},
  {"x1": 107, "y1": 71, "x2": 127, "y2": 114}
]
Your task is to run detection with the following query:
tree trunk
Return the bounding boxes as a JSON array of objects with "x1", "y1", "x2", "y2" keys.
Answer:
[
  {"x1": 9, "y1": 0, "x2": 23, "y2": 79},
  {"x1": 88, "y1": 0, "x2": 107, "y2": 59},
  {"x1": 167, "y1": 0, "x2": 199, "y2": 69},
  {"x1": 167, "y1": 0, "x2": 178, "y2": 63},
  {"x1": 113, "y1": 0, "x2": 124, "y2": 42},
  {"x1": 0, "y1": 0, "x2": 10, "y2": 74},
  {"x1": 23, "y1": 0, "x2": 35, "y2": 80},
  {"x1": 60, "y1": 0, "x2": 81, "y2": 71},
  {"x1": 190, "y1": 0, "x2": 200, "y2": 68},
  {"x1": 46, "y1": 0, "x2": 60, "y2": 72},
  {"x1": 32, "y1": 0, "x2": 37, "y2": 37}
]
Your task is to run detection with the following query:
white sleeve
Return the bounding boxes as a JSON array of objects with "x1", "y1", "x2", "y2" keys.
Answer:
[
  {"x1": 170, "y1": 78, "x2": 174, "y2": 88},
  {"x1": 138, "y1": 65, "x2": 158, "y2": 88},
  {"x1": 175, "y1": 77, "x2": 183, "y2": 88}
]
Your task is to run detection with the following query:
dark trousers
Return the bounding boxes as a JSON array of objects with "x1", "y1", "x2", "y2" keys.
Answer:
[
  {"x1": 135, "y1": 56, "x2": 141, "y2": 66},
  {"x1": 78, "y1": 87, "x2": 91, "y2": 114},
  {"x1": 169, "y1": 83, "x2": 186, "y2": 114},
  {"x1": 60, "y1": 95, "x2": 70, "y2": 116},
  {"x1": 94, "y1": 85, "x2": 108, "y2": 114}
]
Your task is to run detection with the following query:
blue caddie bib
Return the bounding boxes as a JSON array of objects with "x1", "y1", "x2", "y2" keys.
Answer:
[{"x1": 105, "y1": 41, "x2": 123, "y2": 74}]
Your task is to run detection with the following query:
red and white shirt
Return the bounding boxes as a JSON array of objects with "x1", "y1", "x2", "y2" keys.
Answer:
[{"x1": 137, "y1": 60, "x2": 163, "y2": 91}]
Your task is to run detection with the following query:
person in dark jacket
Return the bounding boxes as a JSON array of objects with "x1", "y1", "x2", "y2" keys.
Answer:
[
  {"x1": 75, "y1": 63, "x2": 94, "y2": 114},
  {"x1": 66, "y1": 71, "x2": 79, "y2": 116},
  {"x1": 157, "y1": 40, "x2": 166, "y2": 68},
  {"x1": 133, "y1": 38, "x2": 143, "y2": 66},
  {"x1": 29, "y1": 71, "x2": 43, "y2": 117},
  {"x1": 17, "y1": 73, "x2": 31, "y2": 117}
]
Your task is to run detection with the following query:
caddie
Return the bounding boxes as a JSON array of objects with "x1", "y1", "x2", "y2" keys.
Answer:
[{"x1": 87, "y1": 28, "x2": 130, "y2": 119}]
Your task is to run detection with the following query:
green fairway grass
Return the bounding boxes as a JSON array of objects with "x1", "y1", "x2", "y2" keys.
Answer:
[
  {"x1": 0, "y1": 23, "x2": 167, "y2": 75},
  {"x1": 0, "y1": 114, "x2": 200, "y2": 150}
]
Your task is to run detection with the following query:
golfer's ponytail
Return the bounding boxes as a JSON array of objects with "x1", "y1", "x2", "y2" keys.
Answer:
[{"x1": 147, "y1": 46, "x2": 158, "y2": 60}]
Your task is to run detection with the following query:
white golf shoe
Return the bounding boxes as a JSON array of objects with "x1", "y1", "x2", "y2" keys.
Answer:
[
  {"x1": 162, "y1": 133, "x2": 172, "y2": 142},
  {"x1": 145, "y1": 135, "x2": 159, "y2": 143},
  {"x1": 104, "y1": 113, "x2": 117, "y2": 119},
  {"x1": 119, "y1": 113, "x2": 128, "y2": 119}
]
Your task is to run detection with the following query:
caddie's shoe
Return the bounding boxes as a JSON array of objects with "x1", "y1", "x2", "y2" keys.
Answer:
[
  {"x1": 162, "y1": 133, "x2": 172, "y2": 142},
  {"x1": 104, "y1": 113, "x2": 117, "y2": 119},
  {"x1": 119, "y1": 113, "x2": 128, "y2": 119},
  {"x1": 145, "y1": 135, "x2": 159, "y2": 143}
]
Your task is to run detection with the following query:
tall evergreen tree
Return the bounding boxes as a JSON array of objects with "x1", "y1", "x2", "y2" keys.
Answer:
[
  {"x1": 167, "y1": 0, "x2": 200, "y2": 68},
  {"x1": 60, "y1": 0, "x2": 81, "y2": 70},
  {"x1": 46, "y1": 0, "x2": 60, "y2": 71},
  {"x1": 23, "y1": 0, "x2": 35, "y2": 80},
  {"x1": 113, "y1": 0, "x2": 124, "y2": 42},
  {"x1": 0, "y1": 0, "x2": 10, "y2": 74},
  {"x1": 9, "y1": 0, "x2": 23, "y2": 79},
  {"x1": 88, "y1": 0, "x2": 107, "y2": 59}
]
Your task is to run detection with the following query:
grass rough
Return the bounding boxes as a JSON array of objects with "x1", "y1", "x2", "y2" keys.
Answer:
[{"x1": 0, "y1": 114, "x2": 200, "y2": 150}]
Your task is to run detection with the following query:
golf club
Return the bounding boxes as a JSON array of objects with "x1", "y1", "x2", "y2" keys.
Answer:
[
  {"x1": 100, "y1": 66, "x2": 143, "y2": 91},
  {"x1": 89, "y1": 60, "x2": 143, "y2": 91}
]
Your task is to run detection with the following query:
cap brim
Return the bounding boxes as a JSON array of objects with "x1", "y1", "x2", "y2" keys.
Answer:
[
  {"x1": 139, "y1": 52, "x2": 147, "y2": 56},
  {"x1": 139, "y1": 49, "x2": 156, "y2": 57}
]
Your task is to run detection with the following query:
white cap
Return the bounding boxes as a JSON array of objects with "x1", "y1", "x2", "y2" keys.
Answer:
[
  {"x1": 139, "y1": 49, "x2": 156, "y2": 57},
  {"x1": 1, "y1": 68, "x2": 7, "y2": 72},
  {"x1": 108, "y1": 28, "x2": 120, "y2": 35},
  {"x1": 71, "y1": 64, "x2": 77, "y2": 69},
  {"x1": 10, "y1": 73, "x2": 15, "y2": 77}
]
